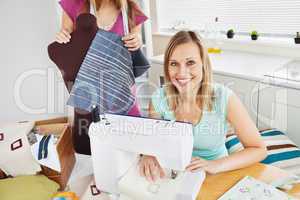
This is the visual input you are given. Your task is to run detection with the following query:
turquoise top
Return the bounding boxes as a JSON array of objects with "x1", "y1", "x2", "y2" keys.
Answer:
[{"x1": 151, "y1": 83, "x2": 233, "y2": 160}]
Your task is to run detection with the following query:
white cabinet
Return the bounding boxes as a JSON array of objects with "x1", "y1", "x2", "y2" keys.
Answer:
[
  {"x1": 258, "y1": 83, "x2": 300, "y2": 146},
  {"x1": 257, "y1": 83, "x2": 288, "y2": 131},
  {"x1": 287, "y1": 88, "x2": 300, "y2": 146},
  {"x1": 287, "y1": 104, "x2": 300, "y2": 146},
  {"x1": 213, "y1": 74, "x2": 260, "y2": 125}
]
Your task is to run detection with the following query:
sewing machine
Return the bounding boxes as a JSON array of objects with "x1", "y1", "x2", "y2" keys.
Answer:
[{"x1": 88, "y1": 106, "x2": 206, "y2": 200}]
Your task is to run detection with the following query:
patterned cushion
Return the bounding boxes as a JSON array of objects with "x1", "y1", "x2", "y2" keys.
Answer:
[
  {"x1": 0, "y1": 121, "x2": 41, "y2": 176},
  {"x1": 225, "y1": 129, "x2": 300, "y2": 176}
]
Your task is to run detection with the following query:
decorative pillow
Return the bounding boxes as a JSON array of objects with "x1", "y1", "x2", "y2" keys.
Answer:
[
  {"x1": 225, "y1": 129, "x2": 300, "y2": 176},
  {"x1": 0, "y1": 175, "x2": 59, "y2": 200},
  {"x1": 0, "y1": 121, "x2": 41, "y2": 176}
]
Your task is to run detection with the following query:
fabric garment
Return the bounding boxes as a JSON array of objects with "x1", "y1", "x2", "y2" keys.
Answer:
[
  {"x1": 151, "y1": 83, "x2": 233, "y2": 160},
  {"x1": 48, "y1": 13, "x2": 98, "y2": 91},
  {"x1": 131, "y1": 49, "x2": 151, "y2": 77},
  {"x1": 120, "y1": 5, "x2": 151, "y2": 78},
  {"x1": 48, "y1": 13, "x2": 98, "y2": 155},
  {"x1": 47, "y1": 13, "x2": 139, "y2": 154},
  {"x1": 67, "y1": 29, "x2": 136, "y2": 113},
  {"x1": 57, "y1": 0, "x2": 148, "y2": 116}
]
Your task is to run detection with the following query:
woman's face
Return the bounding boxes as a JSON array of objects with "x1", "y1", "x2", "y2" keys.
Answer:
[{"x1": 168, "y1": 42, "x2": 203, "y2": 94}]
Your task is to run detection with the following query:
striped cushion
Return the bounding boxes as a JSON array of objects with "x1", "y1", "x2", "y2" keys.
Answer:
[{"x1": 225, "y1": 129, "x2": 300, "y2": 176}]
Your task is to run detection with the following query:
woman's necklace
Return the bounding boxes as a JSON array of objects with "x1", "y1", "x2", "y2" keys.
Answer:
[
  {"x1": 96, "y1": 6, "x2": 119, "y2": 31},
  {"x1": 97, "y1": 20, "x2": 115, "y2": 30}
]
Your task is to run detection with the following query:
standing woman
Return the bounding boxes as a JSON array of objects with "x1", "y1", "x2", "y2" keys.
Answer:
[{"x1": 55, "y1": 0, "x2": 148, "y2": 154}]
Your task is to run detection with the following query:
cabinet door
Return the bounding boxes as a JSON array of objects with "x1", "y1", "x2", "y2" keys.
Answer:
[
  {"x1": 287, "y1": 88, "x2": 300, "y2": 146},
  {"x1": 213, "y1": 74, "x2": 259, "y2": 126},
  {"x1": 258, "y1": 83, "x2": 288, "y2": 131}
]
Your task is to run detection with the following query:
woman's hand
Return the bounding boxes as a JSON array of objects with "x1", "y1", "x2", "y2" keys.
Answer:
[
  {"x1": 186, "y1": 157, "x2": 222, "y2": 174},
  {"x1": 122, "y1": 32, "x2": 142, "y2": 51},
  {"x1": 139, "y1": 155, "x2": 166, "y2": 182},
  {"x1": 55, "y1": 29, "x2": 71, "y2": 44}
]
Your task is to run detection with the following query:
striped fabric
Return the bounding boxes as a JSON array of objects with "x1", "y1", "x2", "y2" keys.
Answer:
[
  {"x1": 225, "y1": 129, "x2": 300, "y2": 176},
  {"x1": 67, "y1": 29, "x2": 135, "y2": 114}
]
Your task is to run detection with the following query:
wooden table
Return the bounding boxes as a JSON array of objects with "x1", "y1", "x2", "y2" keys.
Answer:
[{"x1": 197, "y1": 163, "x2": 300, "y2": 200}]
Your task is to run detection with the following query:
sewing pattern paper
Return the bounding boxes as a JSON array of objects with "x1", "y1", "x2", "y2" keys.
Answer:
[{"x1": 218, "y1": 176, "x2": 296, "y2": 200}]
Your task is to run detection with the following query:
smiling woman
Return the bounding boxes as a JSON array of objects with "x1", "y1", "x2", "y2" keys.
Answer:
[
  {"x1": 163, "y1": 31, "x2": 214, "y2": 124},
  {"x1": 139, "y1": 30, "x2": 267, "y2": 182}
]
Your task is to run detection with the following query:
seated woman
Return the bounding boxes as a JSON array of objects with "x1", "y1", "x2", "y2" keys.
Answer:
[{"x1": 139, "y1": 30, "x2": 267, "y2": 182}]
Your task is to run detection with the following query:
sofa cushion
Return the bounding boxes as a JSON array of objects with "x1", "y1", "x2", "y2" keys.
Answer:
[
  {"x1": 225, "y1": 129, "x2": 300, "y2": 176},
  {"x1": 0, "y1": 175, "x2": 59, "y2": 200},
  {"x1": 0, "y1": 121, "x2": 41, "y2": 176}
]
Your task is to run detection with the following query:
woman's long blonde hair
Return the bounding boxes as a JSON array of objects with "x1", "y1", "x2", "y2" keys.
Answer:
[
  {"x1": 164, "y1": 31, "x2": 215, "y2": 117},
  {"x1": 90, "y1": 0, "x2": 142, "y2": 30}
]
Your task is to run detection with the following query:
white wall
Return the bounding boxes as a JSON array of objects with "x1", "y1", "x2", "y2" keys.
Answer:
[
  {"x1": 0, "y1": 0, "x2": 69, "y2": 122},
  {"x1": 149, "y1": 1, "x2": 300, "y2": 58}
]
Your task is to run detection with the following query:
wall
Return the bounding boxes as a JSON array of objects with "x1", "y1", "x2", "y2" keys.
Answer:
[
  {"x1": 149, "y1": 1, "x2": 300, "y2": 58},
  {"x1": 0, "y1": 1, "x2": 69, "y2": 122}
]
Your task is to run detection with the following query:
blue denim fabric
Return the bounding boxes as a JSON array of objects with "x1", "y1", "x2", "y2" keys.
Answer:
[{"x1": 67, "y1": 30, "x2": 135, "y2": 114}]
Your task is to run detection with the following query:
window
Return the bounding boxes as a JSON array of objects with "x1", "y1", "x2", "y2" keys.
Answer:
[{"x1": 156, "y1": 0, "x2": 300, "y2": 37}]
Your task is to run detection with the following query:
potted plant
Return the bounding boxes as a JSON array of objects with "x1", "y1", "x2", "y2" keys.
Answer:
[
  {"x1": 295, "y1": 32, "x2": 300, "y2": 44},
  {"x1": 250, "y1": 31, "x2": 259, "y2": 40},
  {"x1": 226, "y1": 29, "x2": 234, "y2": 39}
]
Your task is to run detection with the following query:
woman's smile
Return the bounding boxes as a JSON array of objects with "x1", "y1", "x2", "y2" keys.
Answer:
[{"x1": 173, "y1": 77, "x2": 193, "y2": 87}]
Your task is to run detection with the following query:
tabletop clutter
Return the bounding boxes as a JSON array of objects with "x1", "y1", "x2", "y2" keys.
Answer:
[{"x1": 1, "y1": 117, "x2": 299, "y2": 200}]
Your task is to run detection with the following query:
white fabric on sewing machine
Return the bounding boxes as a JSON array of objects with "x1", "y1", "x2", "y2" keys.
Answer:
[{"x1": 118, "y1": 164, "x2": 206, "y2": 200}]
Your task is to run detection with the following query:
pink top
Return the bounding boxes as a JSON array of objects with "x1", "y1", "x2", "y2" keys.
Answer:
[
  {"x1": 59, "y1": 0, "x2": 148, "y2": 116},
  {"x1": 59, "y1": 0, "x2": 148, "y2": 36}
]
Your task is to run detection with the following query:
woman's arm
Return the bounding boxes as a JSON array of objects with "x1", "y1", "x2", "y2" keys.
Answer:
[
  {"x1": 55, "y1": 10, "x2": 74, "y2": 43},
  {"x1": 55, "y1": 0, "x2": 90, "y2": 43},
  {"x1": 122, "y1": 0, "x2": 147, "y2": 51},
  {"x1": 122, "y1": 24, "x2": 142, "y2": 51},
  {"x1": 187, "y1": 93, "x2": 267, "y2": 174},
  {"x1": 61, "y1": 10, "x2": 74, "y2": 33},
  {"x1": 138, "y1": 101, "x2": 165, "y2": 182},
  {"x1": 217, "y1": 93, "x2": 267, "y2": 172}
]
